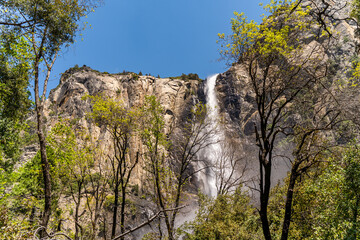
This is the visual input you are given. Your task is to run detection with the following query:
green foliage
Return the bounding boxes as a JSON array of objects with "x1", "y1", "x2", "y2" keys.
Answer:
[
  {"x1": 142, "y1": 232, "x2": 161, "y2": 240},
  {"x1": 170, "y1": 73, "x2": 202, "y2": 81},
  {"x1": 1, "y1": 0, "x2": 100, "y2": 58},
  {"x1": 281, "y1": 145, "x2": 360, "y2": 239},
  {"x1": 183, "y1": 190, "x2": 261, "y2": 239},
  {"x1": 9, "y1": 146, "x2": 60, "y2": 212},
  {"x1": 132, "y1": 72, "x2": 139, "y2": 80},
  {"x1": 217, "y1": 0, "x2": 316, "y2": 64},
  {"x1": 0, "y1": 31, "x2": 32, "y2": 165},
  {"x1": 350, "y1": 59, "x2": 360, "y2": 86},
  {"x1": 141, "y1": 95, "x2": 168, "y2": 152},
  {"x1": 47, "y1": 121, "x2": 94, "y2": 196},
  {"x1": 85, "y1": 94, "x2": 142, "y2": 134},
  {"x1": 0, "y1": 146, "x2": 61, "y2": 237},
  {"x1": 0, "y1": 204, "x2": 33, "y2": 240},
  {"x1": 141, "y1": 96, "x2": 173, "y2": 205}
]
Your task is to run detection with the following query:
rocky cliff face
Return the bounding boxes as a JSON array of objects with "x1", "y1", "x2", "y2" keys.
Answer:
[
  {"x1": 46, "y1": 67, "x2": 200, "y2": 133},
  {"x1": 37, "y1": 67, "x2": 202, "y2": 189}
]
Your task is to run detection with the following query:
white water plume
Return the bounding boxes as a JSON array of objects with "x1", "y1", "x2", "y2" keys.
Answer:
[{"x1": 197, "y1": 74, "x2": 224, "y2": 197}]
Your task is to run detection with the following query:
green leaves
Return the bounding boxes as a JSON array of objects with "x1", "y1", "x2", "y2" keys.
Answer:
[
  {"x1": 141, "y1": 95, "x2": 167, "y2": 150},
  {"x1": 1, "y1": 0, "x2": 101, "y2": 59},
  {"x1": 47, "y1": 120, "x2": 94, "y2": 183},
  {"x1": 183, "y1": 190, "x2": 261, "y2": 240},
  {"x1": 280, "y1": 145, "x2": 360, "y2": 239},
  {"x1": 86, "y1": 94, "x2": 142, "y2": 136},
  {"x1": 217, "y1": 11, "x2": 259, "y2": 63},
  {"x1": 218, "y1": 0, "x2": 313, "y2": 64},
  {"x1": 0, "y1": 30, "x2": 32, "y2": 165}
]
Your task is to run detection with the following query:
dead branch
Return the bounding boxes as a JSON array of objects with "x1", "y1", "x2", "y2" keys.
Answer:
[{"x1": 111, "y1": 206, "x2": 187, "y2": 240}]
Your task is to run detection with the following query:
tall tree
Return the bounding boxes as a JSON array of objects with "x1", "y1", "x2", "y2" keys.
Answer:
[
  {"x1": 166, "y1": 103, "x2": 215, "y2": 239},
  {"x1": 280, "y1": 85, "x2": 340, "y2": 240},
  {"x1": 48, "y1": 121, "x2": 95, "y2": 240},
  {"x1": 0, "y1": 0, "x2": 101, "y2": 229},
  {"x1": 141, "y1": 95, "x2": 171, "y2": 239},
  {"x1": 87, "y1": 94, "x2": 141, "y2": 239},
  {"x1": 141, "y1": 98, "x2": 216, "y2": 239},
  {"x1": 218, "y1": 1, "x2": 329, "y2": 239}
]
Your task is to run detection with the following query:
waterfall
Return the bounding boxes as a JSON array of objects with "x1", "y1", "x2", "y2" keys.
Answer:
[{"x1": 198, "y1": 74, "x2": 223, "y2": 197}]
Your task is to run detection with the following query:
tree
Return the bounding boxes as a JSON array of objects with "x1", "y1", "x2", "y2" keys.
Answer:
[
  {"x1": 279, "y1": 79, "x2": 340, "y2": 240},
  {"x1": 83, "y1": 145, "x2": 110, "y2": 240},
  {"x1": 87, "y1": 94, "x2": 141, "y2": 239},
  {"x1": 218, "y1": 1, "x2": 329, "y2": 239},
  {"x1": 275, "y1": 144, "x2": 360, "y2": 239},
  {"x1": 214, "y1": 140, "x2": 249, "y2": 196},
  {"x1": 342, "y1": 144, "x2": 360, "y2": 239},
  {"x1": 165, "y1": 102, "x2": 216, "y2": 238},
  {"x1": 140, "y1": 96, "x2": 218, "y2": 239},
  {"x1": 0, "y1": 0, "x2": 101, "y2": 229},
  {"x1": 48, "y1": 121, "x2": 96, "y2": 240},
  {"x1": 0, "y1": 30, "x2": 31, "y2": 168},
  {"x1": 141, "y1": 95, "x2": 171, "y2": 239},
  {"x1": 183, "y1": 189, "x2": 261, "y2": 239}
]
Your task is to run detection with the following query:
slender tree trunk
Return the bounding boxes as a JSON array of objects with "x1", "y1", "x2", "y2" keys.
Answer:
[
  {"x1": 34, "y1": 60, "x2": 52, "y2": 229},
  {"x1": 156, "y1": 174, "x2": 173, "y2": 240},
  {"x1": 152, "y1": 152, "x2": 173, "y2": 239},
  {"x1": 91, "y1": 208, "x2": 99, "y2": 240},
  {"x1": 29, "y1": 205, "x2": 36, "y2": 225},
  {"x1": 158, "y1": 217, "x2": 163, "y2": 239},
  {"x1": 112, "y1": 174, "x2": 120, "y2": 238},
  {"x1": 120, "y1": 185, "x2": 126, "y2": 240},
  {"x1": 259, "y1": 153, "x2": 272, "y2": 240},
  {"x1": 280, "y1": 166, "x2": 299, "y2": 240},
  {"x1": 103, "y1": 215, "x2": 107, "y2": 240},
  {"x1": 170, "y1": 176, "x2": 183, "y2": 232},
  {"x1": 74, "y1": 182, "x2": 82, "y2": 240},
  {"x1": 75, "y1": 199, "x2": 80, "y2": 240}
]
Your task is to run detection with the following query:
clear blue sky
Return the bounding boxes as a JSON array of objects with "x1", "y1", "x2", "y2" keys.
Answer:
[{"x1": 47, "y1": 0, "x2": 269, "y2": 93}]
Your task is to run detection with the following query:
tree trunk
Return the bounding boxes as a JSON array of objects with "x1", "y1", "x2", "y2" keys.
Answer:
[
  {"x1": 120, "y1": 185, "x2": 126, "y2": 240},
  {"x1": 112, "y1": 180, "x2": 120, "y2": 238},
  {"x1": 280, "y1": 166, "x2": 299, "y2": 240},
  {"x1": 34, "y1": 60, "x2": 52, "y2": 230},
  {"x1": 259, "y1": 156, "x2": 272, "y2": 240},
  {"x1": 153, "y1": 158, "x2": 173, "y2": 240},
  {"x1": 74, "y1": 182, "x2": 82, "y2": 240},
  {"x1": 103, "y1": 215, "x2": 107, "y2": 240},
  {"x1": 170, "y1": 176, "x2": 183, "y2": 234},
  {"x1": 75, "y1": 200, "x2": 80, "y2": 240}
]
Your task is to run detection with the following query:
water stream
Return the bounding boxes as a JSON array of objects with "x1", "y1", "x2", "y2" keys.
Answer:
[{"x1": 198, "y1": 74, "x2": 224, "y2": 197}]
